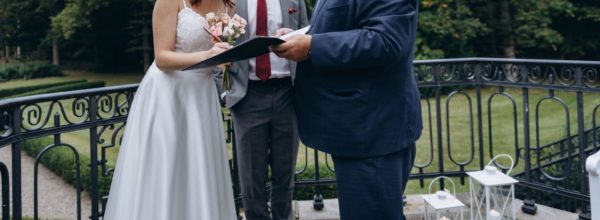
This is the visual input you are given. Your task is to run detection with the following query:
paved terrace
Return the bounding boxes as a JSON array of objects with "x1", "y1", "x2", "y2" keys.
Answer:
[{"x1": 292, "y1": 197, "x2": 578, "y2": 220}]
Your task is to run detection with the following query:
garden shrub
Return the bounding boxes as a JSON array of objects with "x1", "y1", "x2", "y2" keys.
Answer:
[
  {"x1": 293, "y1": 166, "x2": 338, "y2": 200},
  {"x1": 23, "y1": 136, "x2": 339, "y2": 201},
  {"x1": 22, "y1": 137, "x2": 113, "y2": 196},
  {"x1": 0, "y1": 80, "x2": 87, "y2": 98},
  {"x1": 7, "y1": 81, "x2": 105, "y2": 98},
  {"x1": 0, "y1": 62, "x2": 62, "y2": 81}
]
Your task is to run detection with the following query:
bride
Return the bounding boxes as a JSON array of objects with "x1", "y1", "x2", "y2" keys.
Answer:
[{"x1": 103, "y1": 0, "x2": 237, "y2": 219}]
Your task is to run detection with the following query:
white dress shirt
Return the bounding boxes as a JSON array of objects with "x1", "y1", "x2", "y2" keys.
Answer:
[{"x1": 247, "y1": 0, "x2": 291, "y2": 80}]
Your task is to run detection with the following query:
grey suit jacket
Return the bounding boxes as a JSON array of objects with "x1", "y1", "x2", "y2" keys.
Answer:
[{"x1": 215, "y1": 0, "x2": 309, "y2": 108}]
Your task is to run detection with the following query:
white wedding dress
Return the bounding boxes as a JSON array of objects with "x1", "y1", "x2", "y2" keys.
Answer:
[{"x1": 103, "y1": 2, "x2": 237, "y2": 219}]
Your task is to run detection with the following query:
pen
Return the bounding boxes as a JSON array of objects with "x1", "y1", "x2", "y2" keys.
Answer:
[{"x1": 204, "y1": 27, "x2": 222, "y2": 42}]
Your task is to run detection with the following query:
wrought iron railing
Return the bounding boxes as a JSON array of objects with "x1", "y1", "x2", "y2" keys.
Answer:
[{"x1": 0, "y1": 58, "x2": 598, "y2": 219}]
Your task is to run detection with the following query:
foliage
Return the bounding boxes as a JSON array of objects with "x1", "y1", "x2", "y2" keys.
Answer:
[
  {"x1": 23, "y1": 135, "x2": 338, "y2": 202},
  {"x1": 293, "y1": 166, "x2": 337, "y2": 200},
  {"x1": 22, "y1": 136, "x2": 113, "y2": 197},
  {"x1": 125, "y1": 0, "x2": 154, "y2": 71},
  {"x1": 50, "y1": 0, "x2": 108, "y2": 40},
  {"x1": 0, "y1": 79, "x2": 86, "y2": 98},
  {"x1": 0, "y1": 62, "x2": 62, "y2": 81},
  {"x1": 2, "y1": 0, "x2": 600, "y2": 70},
  {"x1": 512, "y1": 0, "x2": 574, "y2": 50},
  {"x1": 6, "y1": 81, "x2": 105, "y2": 98},
  {"x1": 552, "y1": 0, "x2": 600, "y2": 60},
  {"x1": 417, "y1": 0, "x2": 489, "y2": 59}
]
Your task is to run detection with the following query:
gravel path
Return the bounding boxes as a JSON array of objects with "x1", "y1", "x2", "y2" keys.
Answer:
[{"x1": 0, "y1": 146, "x2": 93, "y2": 219}]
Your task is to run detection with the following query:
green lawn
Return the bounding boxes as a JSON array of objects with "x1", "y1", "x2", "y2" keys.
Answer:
[
  {"x1": 61, "y1": 70, "x2": 144, "y2": 86},
  {"x1": 3, "y1": 70, "x2": 600, "y2": 195},
  {"x1": 0, "y1": 77, "x2": 74, "y2": 90},
  {"x1": 406, "y1": 87, "x2": 600, "y2": 194},
  {"x1": 0, "y1": 70, "x2": 144, "y2": 90}
]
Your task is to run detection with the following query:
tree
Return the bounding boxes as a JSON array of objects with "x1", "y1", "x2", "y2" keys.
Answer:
[
  {"x1": 471, "y1": 0, "x2": 577, "y2": 58},
  {"x1": 552, "y1": 0, "x2": 600, "y2": 60},
  {"x1": 417, "y1": 0, "x2": 489, "y2": 59},
  {"x1": 4, "y1": 0, "x2": 599, "y2": 71},
  {"x1": 36, "y1": 0, "x2": 66, "y2": 65},
  {"x1": 0, "y1": 0, "x2": 15, "y2": 59},
  {"x1": 0, "y1": 0, "x2": 25, "y2": 60},
  {"x1": 126, "y1": 0, "x2": 154, "y2": 72}
]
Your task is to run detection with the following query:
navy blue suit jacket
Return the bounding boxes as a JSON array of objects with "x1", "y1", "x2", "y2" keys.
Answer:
[{"x1": 294, "y1": 0, "x2": 422, "y2": 157}]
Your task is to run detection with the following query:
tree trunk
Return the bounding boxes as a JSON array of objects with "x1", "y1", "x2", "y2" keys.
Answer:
[
  {"x1": 16, "y1": 45, "x2": 21, "y2": 58},
  {"x1": 52, "y1": 40, "x2": 60, "y2": 65},
  {"x1": 4, "y1": 44, "x2": 8, "y2": 59},
  {"x1": 487, "y1": 1, "x2": 498, "y2": 57},
  {"x1": 142, "y1": 25, "x2": 150, "y2": 72},
  {"x1": 499, "y1": 0, "x2": 516, "y2": 58},
  {"x1": 141, "y1": 1, "x2": 151, "y2": 72}
]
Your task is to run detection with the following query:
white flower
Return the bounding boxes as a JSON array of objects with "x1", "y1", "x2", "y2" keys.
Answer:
[
  {"x1": 206, "y1": 12, "x2": 215, "y2": 21},
  {"x1": 221, "y1": 14, "x2": 230, "y2": 23},
  {"x1": 223, "y1": 27, "x2": 234, "y2": 37}
]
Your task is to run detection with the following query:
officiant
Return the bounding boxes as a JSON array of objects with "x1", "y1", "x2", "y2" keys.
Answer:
[
  {"x1": 270, "y1": 0, "x2": 422, "y2": 219},
  {"x1": 214, "y1": 0, "x2": 308, "y2": 219}
]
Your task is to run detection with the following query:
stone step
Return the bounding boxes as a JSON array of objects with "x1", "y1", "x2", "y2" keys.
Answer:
[{"x1": 291, "y1": 194, "x2": 579, "y2": 220}]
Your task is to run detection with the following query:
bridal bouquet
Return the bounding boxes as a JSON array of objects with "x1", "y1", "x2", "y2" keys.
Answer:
[{"x1": 206, "y1": 12, "x2": 247, "y2": 91}]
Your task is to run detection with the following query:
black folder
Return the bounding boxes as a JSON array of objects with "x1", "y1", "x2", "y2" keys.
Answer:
[{"x1": 183, "y1": 37, "x2": 285, "y2": 71}]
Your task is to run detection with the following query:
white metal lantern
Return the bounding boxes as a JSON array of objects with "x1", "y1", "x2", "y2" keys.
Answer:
[
  {"x1": 467, "y1": 154, "x2": 518, "y2": 220},
  {"x1": 422, "y1": 176, "x2": 465, "y2": 220}
]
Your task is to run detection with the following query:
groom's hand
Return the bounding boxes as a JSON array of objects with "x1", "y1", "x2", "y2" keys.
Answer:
[
  {"x1": 273, "y1": 28, "x2": 294, "y2": 37},
  {"x1": 270, "y1": 34, "x2": 311, "y2": 62}
]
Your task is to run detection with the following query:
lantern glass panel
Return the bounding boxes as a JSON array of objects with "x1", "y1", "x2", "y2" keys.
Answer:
[
  {"x1": 422, "y1": 176, "x2": 465, "y2": 220},
  {"x1": 468, "y1": 154, "x2": 518, "y2": 220}
]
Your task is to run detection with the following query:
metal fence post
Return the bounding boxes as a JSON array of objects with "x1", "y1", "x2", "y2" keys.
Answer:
[
  {"x1": 11, "y1": 105, "x2": 22, "y2": 220},
  {"x1": 433, "y1": 64, "x2": 445, "y2": 189},
  {"x1": 89, "y1": 95, "x2": 100, "y2": 220}
]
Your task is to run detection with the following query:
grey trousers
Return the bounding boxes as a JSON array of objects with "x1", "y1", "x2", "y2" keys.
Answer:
[{"x1": 230, "y1": 78, "x2": 299, "y2": 220}]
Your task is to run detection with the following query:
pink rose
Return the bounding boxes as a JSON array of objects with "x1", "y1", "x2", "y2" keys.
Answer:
[{"x1": 212, "y1": 22, "x2": 223, "y2": 36}]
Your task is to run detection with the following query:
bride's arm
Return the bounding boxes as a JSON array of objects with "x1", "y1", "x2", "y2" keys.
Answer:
[{"x1": 152, "y1": 0, "x2": 229, "y2": 71}]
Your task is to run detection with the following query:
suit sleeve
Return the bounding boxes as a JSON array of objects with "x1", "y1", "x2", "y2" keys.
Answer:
[{"x1": 309, "y1": 0, "x2": 417, "y2": 70}]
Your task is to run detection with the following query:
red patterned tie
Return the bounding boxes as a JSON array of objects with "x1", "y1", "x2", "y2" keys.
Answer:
[{"x1": 256, "y1": 0, "x2": 271, "y2": 81}]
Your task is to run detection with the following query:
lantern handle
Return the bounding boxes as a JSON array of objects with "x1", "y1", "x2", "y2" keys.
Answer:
[
  {"x1": 428, "y1": 176, "x2": 456, "y2": 195},
  {"x1": 487, "y1": 154, "x2": 515, "y2": 175}
]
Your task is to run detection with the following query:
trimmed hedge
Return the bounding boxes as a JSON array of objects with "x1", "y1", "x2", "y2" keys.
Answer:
[
  {"x1": 22, "y1": 137, "x2": 113, "y2": 196},
  {"x1": 0, "y1": 62, "x2": 63, "y2": 82},
  {"x1": 23, "y1": 135, "x2": 337, "y2": 201},
  {"x1": 0, "y1": 79, "x2": 87, "y2": 98},
  {"x1": 293, "y1": 166, "x2": 338, "y2": 200},
  {"x1": 7, "y1": 81, "x2": 105, "y2": 98}
]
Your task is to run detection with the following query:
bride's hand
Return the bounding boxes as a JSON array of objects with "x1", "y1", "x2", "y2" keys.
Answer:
[{"x1": 209, "y1": 42, "x2": 231, "y2": 56}]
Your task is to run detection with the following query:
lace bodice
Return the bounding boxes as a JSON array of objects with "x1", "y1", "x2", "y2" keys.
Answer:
[{"x1": 176, "y1": 7, "x2": 213, "y2": 53}]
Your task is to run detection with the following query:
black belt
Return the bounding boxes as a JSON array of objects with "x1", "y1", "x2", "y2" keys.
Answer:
[{"x1": 248, "y1": 77, "x2": 292, "y2": 87}]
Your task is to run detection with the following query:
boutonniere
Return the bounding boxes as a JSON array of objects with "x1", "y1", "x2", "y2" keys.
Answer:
[{"x1": 288, "y1": 7, "x2": 298, "y2": 14}]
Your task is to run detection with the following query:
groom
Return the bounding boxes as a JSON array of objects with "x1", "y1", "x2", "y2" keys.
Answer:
[
  {"x1": 216, "y1": 0, "x2": 308, "y2": 219},
  {"x1": 271, "y1": 0, "x2": 421, "y2": 219}
]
